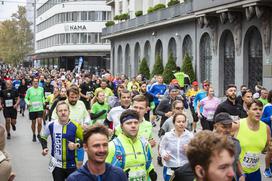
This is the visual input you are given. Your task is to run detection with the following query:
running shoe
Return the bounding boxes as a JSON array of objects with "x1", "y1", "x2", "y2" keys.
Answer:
[
  {"x1": 32, "y1": 134, "x2": 36, "y2": 142},
  {"x1": 263, "y1": 168, "x2": 272, "y2": 177},
  {"x1": 7, "y1": 133, "x2": 11, "y2": 139},
  {"x1": 11, "y1": 124, "x2": 16, "y2": 131}
]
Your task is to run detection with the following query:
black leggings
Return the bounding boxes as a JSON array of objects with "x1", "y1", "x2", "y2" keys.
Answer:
[{"x1": 52, "y1": 167, "x2": 76, "y2": 181}]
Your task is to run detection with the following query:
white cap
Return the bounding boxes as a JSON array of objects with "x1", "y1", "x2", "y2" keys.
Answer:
[{"x1": 61, "y1": 75, "x2": 65, "y2": 80}]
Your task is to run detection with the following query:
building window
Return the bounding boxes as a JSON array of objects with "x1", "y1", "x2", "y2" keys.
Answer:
[
  {"x1": 72, "y1": 12, "x2": 78, "y2": 22},
  {"x1": 72, "y1": 33, "x2": 79, "y2": 44},
  {"x1": 102, "y1": 11, "x2": 107, "y2": 21},
  {"x1": 88, "y1": 11, "x2": 95, "y2": 21},
  {"x1": 81, "y1": 12, "x2": 88, "y2": 21},
  {"x1": 95, "y1": 11, "x2": 102, "y2": 21},
  {"x1": 60, "y1": 34, "x2": 65, "y2": 44},
  {"x1": 80, "y1": 33, "x2": 88, "y2": 43},
  {"x1": 65, "y1": 33, "x2": 71, "y2": 44},
  {"x1": 87, "y1": 33, "x2": 91, "y2": 43}
]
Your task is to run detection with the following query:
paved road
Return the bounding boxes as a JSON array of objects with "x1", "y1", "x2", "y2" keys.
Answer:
[{"x1": 1, "y1": 109, "x2": 270, "y2": 181}]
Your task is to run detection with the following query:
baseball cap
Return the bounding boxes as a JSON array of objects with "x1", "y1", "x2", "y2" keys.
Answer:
[
  {"x1": 61, "y1": 75, "x2": 66, "y2": 80},
  {"x1": 192, "y1": 81, "x2": 198, "y2": 86},
  {"x1": 214, "y1": 112, "x2": 234, "y2": 125}
]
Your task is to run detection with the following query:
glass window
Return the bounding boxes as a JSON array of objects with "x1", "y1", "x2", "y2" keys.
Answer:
[
  {"x1": 107, "y1": 11, "x2": 111, "y2": 20},
  {"x1": 95, "y1": 33, "x2": 100, "y2": 43},
  {"x1": 67, "y1": 12, "x2": 72, "y2": 22},
  {"x1": 95, "y1": 11, "x2": 102, "y2": 21},
  {"x1": 60, "y1": 34, "x2": 65, "y2": 44},
  {"x1": 72, "y1": 33, "x2": 79, "y2": 44},
  {"x1": 61, "y1": 13, "x2": 65, "y2": 22},
  {"x1": 65, "y1": 33, "x2": 70, "y2": 44},
  {"x1": 80, "y1": 33, "x2": 87, "y2": 44},
  {"x1": 81, "y1": 12, "x2": 87, "y2": 21},
  {"x1": 72, "y1": 12, "x2": 78, "y2": 22},
  {"x1": 88, "y1": 11, "x2": 95, "y2": 21},
  {"x1": 102, "y1": 11, "x2": 107, "y2": 21},
  {"x1": 87, "y1": 33, "x2": 91, "y2": 43}
]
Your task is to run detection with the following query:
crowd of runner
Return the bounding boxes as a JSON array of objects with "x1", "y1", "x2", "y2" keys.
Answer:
[{"x1": 0, "y1": 65, "x2": 271, "y2": 181}]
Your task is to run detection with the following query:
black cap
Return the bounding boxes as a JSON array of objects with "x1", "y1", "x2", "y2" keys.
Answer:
[{"x1": 214, "y1": 112, "x2": 233, "y2": 125}]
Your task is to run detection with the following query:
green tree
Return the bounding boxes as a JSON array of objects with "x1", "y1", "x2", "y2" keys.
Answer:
[
  {"x1": 138, "y1": 58, "x2": 150, "y2": 79},
  {"x1": 152, "y1": 54, "x2": 164, "y2": 77},
  {"x1": 163, "y1": 52, "x2": 177, "y2": 83},
  {"x1": 181, "y1": 53, "x2": 196, "y2": 82},
  {"x1": 0, "y1": 6, "x2": 33, "y2": 65}
]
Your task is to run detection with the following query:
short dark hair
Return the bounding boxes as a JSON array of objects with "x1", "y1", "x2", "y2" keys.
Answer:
[
  {"x1": 173, "y1": 112, "x2": 187, "y2": 124},
  {"x1": 83, "y1": 125, "x2": 109, "y2": 144},
  {"x1": 227, "y1": 84, "x2": 237, "y2": 90},
  {"x1": 67, "y1": 86, "x2": 79, "y2": 96},
  {"x1": 186, "y1": 130, "x2": 235, "y2": 175},
  {"x1": 247, "y1": 99, "x2": 263, "y2": 110},
  {"x1": 120, "y1": 109, "x2": 139, "y2": 125},
  {"x1": 241, "y1": 89, "x2": 252, "y2": 97}
]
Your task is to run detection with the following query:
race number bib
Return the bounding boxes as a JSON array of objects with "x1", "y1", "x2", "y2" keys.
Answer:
[
  {"x1": 32, "y1": 102, "x2": 42, "y2": 109},
  {"x1": 5, "y1": 99, "x2": 13, "y2": 107},
  {"x1": 207, "y1": 112, "x2": 214, "y2": 120},
  {"x1": 242, "y1": 152, "x2": 260, "y2": 169},
  {"x1": 129, "y1": 170, "x2": 146, "y2": 181}
]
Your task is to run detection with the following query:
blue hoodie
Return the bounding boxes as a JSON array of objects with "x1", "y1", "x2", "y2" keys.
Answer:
[{"x1": 67, "y1": 162, "x2": 128, "y2": 181}]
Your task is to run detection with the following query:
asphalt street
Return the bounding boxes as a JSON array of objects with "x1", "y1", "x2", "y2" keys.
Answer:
[{"x1": 1, "y1": 109, "x2": 270, "y2": 181}]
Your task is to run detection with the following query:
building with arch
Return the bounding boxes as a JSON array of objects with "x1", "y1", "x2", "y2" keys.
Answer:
[
  {"x1": 34, "y1": 0, "x2": 111, "y2": 72},
  {"x1": 103, "y1": 0, "x2": 272, "y2": 95}
]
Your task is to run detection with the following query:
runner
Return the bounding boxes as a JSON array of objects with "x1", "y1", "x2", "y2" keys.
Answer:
[
  {"x1": 0, "y1": 80, "x2": 20, "y2": 139},
  {"x1": 39, "y1": 101, "x2": 83, "y2": 181},
  {"x1": 25, "y1": 77, "x2": 45, "y2": 142},
  {"x1": 106, "y1": 109, "x2": 157, "y2": 181},
  {"x1": 67, "y1": 125, "x2": 127, "y2": 181}
]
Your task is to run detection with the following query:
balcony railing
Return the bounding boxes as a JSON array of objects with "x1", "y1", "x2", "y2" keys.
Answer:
[{"x1": 102, "y1": 1, "x2": 193, "y2": 36}]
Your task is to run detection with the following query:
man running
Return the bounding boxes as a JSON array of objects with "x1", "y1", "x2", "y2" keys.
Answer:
[
  {"x1": 39, "y1": 101, "x2": 83, "y2": 181},
  {"x1": 0, "y1": 80, "x2": 20, "y2": 139},
  {"x1": 25, "y1": 77, "x2": 45, "y2": 142}
]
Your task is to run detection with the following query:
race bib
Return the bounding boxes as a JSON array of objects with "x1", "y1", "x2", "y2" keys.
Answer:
[
  {"x1": 48, "y1": 157, "x2": 57, "y2": 173},
  {"x1": 207, "y1": 112, "x2": 214, "y2": 120},
  {"x1": 5, "y1": 99, "x2": 13, "y2": 107},
  {"x1": 166, "y1": 167, "x2": 174, "y2": 176},
  {"x1": 32, "y1": 102, "x2": 42, "y2": 109},
  {"x1": 129, "y1": 170, "x2": 146, "y2": 181},
  {"x1": 242, "y1": 152, "x2": 260, "y2": 169}
]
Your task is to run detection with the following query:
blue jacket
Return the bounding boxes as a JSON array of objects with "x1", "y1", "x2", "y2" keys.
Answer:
[
  {"x1": 148, "y1": 83, "x2": 167, "y2": 105},
  {"x1": 67, "y1": 162, "x2": 128, "y2": 181}
]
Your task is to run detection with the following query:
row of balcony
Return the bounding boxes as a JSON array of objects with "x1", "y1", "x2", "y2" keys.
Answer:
[
  {"x1": 102, "y1": 1, "x2": 193, "y2": 36},
  {"x1": 102, "y1": 0, "x2": 248, "y2": 37}
]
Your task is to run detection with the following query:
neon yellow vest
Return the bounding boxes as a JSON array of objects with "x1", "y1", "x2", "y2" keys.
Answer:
[
  {"x1": 106, "y1": 133, "x2": 154, "y2": 181},
  {"x1": 236, "y1": 118, "x2": 267, "y2": 173}
]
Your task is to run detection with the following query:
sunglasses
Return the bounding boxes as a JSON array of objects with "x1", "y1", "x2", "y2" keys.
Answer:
[{"x1": 203, "y1": 84, "x2": 209, "y2": 87}]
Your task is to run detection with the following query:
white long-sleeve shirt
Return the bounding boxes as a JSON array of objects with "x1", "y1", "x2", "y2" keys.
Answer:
[{"x1": 159, "y1": 129, "x2": 193, "y2": 168}]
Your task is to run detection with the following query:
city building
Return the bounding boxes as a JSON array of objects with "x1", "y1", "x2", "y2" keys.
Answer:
[
  {"x1": 34, "y1": 0, "x2": 111, "y2": 72},
  {"x1": 103, "y1": 0, "x2": 272, "y2": 95}
]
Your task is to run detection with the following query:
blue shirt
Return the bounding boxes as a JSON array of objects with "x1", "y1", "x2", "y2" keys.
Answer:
[
  {"x1": 148, "y1": 83, "x2": 167, "y2": 105},
  {"x1": 193, "y1": 91, "x2": 207, "y2": 113}
]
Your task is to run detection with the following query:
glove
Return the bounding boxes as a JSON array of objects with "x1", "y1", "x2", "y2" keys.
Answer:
[{"x1": 149, "y1": 169, "x2": 157, "y2": 181}]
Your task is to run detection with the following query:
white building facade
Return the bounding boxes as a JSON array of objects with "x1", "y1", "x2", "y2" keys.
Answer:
[{"x1": 35, "y1": 0, "x2": 111, "y2": 72}]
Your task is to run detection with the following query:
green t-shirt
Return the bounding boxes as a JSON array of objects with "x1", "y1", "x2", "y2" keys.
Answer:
[
  {"x1": 91, "y1": 102, "x2": 110, "y2": 124},
  {"x1": 258, "y1": 98, "x2": 268, "y2": 106},
  {"x1": 25, "y1": 87, "x2": 45, "y2": 112}
]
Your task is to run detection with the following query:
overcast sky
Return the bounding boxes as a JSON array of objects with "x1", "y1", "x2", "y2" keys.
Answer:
[{"x1": 0, "y1": 0, "x2": 27, "y2": 21}]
